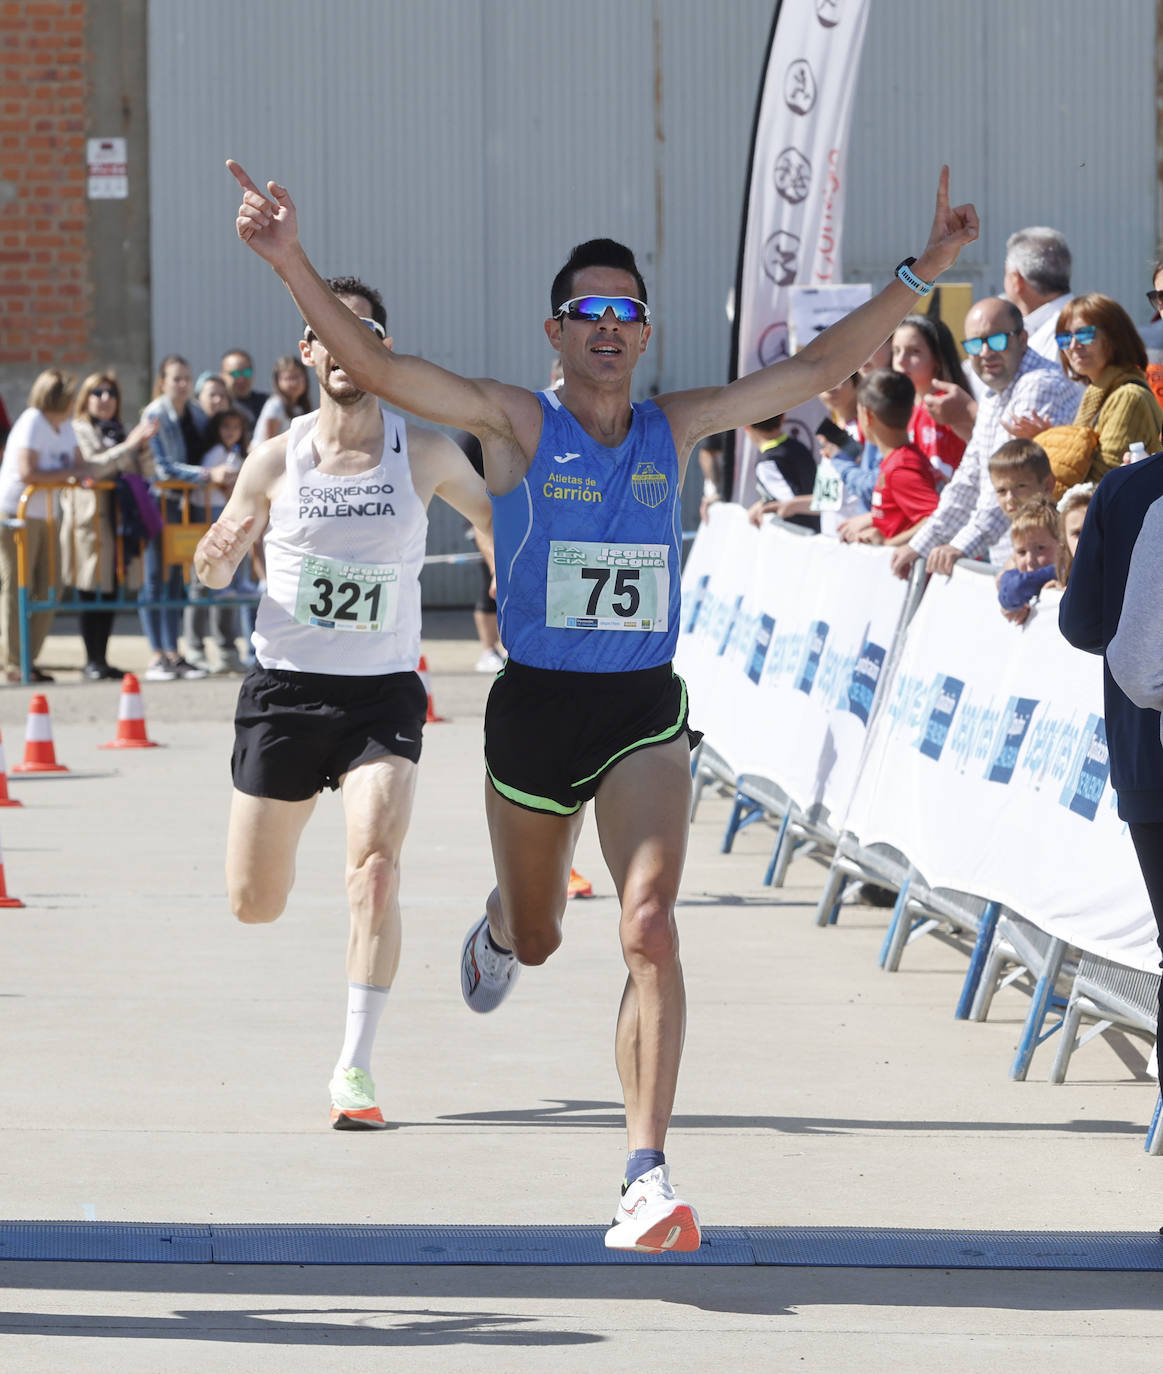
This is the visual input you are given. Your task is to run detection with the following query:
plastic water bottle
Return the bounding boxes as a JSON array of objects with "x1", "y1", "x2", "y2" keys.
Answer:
[{"x1": 1129, "y1": 441, "x2": 1147, "y2": 462}]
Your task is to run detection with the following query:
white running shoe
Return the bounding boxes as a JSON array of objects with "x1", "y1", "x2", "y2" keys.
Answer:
[
  {"x1": 328, "y1": 1065, "x2": 388, "y2": 1131},
  {"x1": 475, "y1": 649, "x2": 505, "y2": 673},
  {"x1": 460, "y1": 914, "x2": 519, "y2": 1012},
  {"x1": 603, "y1": 1165, "x2": 701, "y2": 1253}
]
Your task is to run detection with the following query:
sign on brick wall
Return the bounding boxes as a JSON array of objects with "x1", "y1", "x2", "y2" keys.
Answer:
[{"x1": 86, "y1": 138, "x2": 128, "y2": 200}]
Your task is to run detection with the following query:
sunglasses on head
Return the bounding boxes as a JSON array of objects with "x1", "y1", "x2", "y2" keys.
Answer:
[
  {"x1": 554, "y1": 295, "x2": 651, "y2": 325},
  {"x1": 303, "y1": 317, "x2": 386, "y2": 344},
  {"x1": 1055, "y1": 325, "x2": 1097, "y2": 349},
  {"x1": 229, "y1": 366, "x2": 254, "y2": 379},
  {"x1": 961, "y1": 329, "x2": 1020, "y2": 356},
  {"x1": 1147, "y1": 289, "x2": 1163, "y2": 314}
]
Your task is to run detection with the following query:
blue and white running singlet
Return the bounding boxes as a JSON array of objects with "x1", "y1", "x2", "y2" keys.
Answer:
[{"x1": 491, "y1": 389, "x2": 682, "y2": 673}]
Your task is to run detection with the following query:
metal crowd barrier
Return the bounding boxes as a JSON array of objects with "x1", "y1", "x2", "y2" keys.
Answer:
[{"x1": 687, "y1": 521, "x2": 1161, "y2": 1146}]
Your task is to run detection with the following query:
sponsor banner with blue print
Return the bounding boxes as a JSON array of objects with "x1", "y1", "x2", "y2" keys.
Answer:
[
  {"x1": 846, "y1": 564, "x2": 1156, "y2": 974},
  {"x1": 675, "y1": 503, "x2": 906, "y2": 828}
]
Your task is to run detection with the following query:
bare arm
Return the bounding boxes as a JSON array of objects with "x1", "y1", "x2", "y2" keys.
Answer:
[
  {"x1": 657, "y1": 168, "x2": 978, "y2": 454},
  {"x1": 408, "y1": 428, "x2": 494, "y2": 569},
  {"x1": 227, "y1": 161, "x2": 541, "y2": 489},
  {"x1": 192, "y1": 434, "x2": 285, "y2": 588}
]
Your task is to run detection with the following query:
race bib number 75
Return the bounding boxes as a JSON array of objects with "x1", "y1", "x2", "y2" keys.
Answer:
[
  {"x1": 294, "y1": 553, "x2": 400, "y2": 632},
  {"x1": 545, "y1": 541, "x2": 669, "y2": 632}
]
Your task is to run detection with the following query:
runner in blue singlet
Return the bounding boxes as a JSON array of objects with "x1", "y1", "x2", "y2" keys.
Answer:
[{"x1": 228, "y1": 158, "x2": 978, "y2": 1253}]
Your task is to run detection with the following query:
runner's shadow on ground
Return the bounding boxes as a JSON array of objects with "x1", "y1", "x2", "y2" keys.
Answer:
[
  {"x1": 431, "y1": 1098, "x2": 1147, "y2": 1137},
  {"x1": 3, "y1": 1264, "x2": 1162, "y2": 1331}
]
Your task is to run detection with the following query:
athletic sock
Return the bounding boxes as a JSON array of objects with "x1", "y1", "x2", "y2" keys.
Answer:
[
  {"x1": 483, "y1": 923, "x2": 512, "y2": 957},
  {"x1": 336, "y1": 981, "x2": 390, "y2": 1075},
  {"x1": 623, "y1": 1148, "x2": 666, "y2": 1190}
]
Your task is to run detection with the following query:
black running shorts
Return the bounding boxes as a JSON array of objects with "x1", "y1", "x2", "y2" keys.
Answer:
[
  {"x1": 484, "y1": 659, "x2": 701, "y2": 815},
  {"x1": 232, "y1": 665, "x2": 427, "y2": 802}
]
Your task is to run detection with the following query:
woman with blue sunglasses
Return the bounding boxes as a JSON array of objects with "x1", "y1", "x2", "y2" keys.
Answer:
[{"x1": 1009, "y1": 294, "x2": 1162, "y2": 481}]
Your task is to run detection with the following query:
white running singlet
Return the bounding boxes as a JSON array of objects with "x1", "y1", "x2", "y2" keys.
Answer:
[{"x1": 253, "y1": 406, "x2": 427, "y2": 675}]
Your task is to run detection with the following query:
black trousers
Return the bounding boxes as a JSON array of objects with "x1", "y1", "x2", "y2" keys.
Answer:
[
  {"x1": 1127, "y1": 821, "x2": 1163, "y2": 1054},
  {"x1": 77, "y1": 588, "x2": 116, "y2": 666}
]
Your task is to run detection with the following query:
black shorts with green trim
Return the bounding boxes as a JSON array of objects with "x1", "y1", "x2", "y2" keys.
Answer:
[{"x1": 484, "y1": 659, "x2": 701, "y2": 815}]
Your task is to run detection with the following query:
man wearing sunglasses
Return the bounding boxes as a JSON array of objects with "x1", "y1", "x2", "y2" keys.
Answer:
[
  {"x1": 221, "y1": 348, "x2": 269, "y2": 429},
  {"x1": 890, "y1": 296, "x2": 1081, "y2": 581},
  {"x1": 194, "y1": 274, "x2": 494, "y2": 1137},
  {"x1": 227, "y1": 158, "x2": 977, "y2": 1252}
]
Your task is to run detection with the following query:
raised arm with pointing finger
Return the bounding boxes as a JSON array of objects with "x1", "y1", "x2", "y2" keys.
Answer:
[{"x1": 227, "y1": 159, "x2": 978, "y2": 492}]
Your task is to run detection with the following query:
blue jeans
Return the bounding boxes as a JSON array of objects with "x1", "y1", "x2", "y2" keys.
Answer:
[{"x1": 137, "y1": 536, "x2": 186, "y2": 655}]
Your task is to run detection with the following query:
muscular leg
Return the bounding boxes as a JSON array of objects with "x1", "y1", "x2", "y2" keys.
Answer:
[
  {"x1": 226, "y1": 788, "x2": 318, "y2": 923},
  {"x1": 593, "y1": 736, "x2": 692, "y2": 1153},
  {"x1": 483, "y1": 778, "x2": 585, "y2": 965},
  {"x1": 339, "y1": 754, "x2": 418, "y2": 987}
]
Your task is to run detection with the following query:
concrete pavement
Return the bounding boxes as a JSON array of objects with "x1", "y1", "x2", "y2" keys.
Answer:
[{"x1": 0, "y1": 617, "x2": 1161, "y2": 1371}]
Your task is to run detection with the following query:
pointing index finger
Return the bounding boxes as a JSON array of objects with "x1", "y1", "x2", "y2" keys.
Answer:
[
  {"x1": 226, "y1": 159, "x2": 264, "y2": 199},
  {"x1": 934, "y1": 164, "x2": 950, "y2": 214}
]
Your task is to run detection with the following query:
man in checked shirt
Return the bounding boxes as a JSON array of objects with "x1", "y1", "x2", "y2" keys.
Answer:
[{"x1": 890, "y1": 296, "x2": 1081, "y2": 579}]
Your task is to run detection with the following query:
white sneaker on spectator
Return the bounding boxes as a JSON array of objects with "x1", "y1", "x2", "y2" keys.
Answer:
[
  {"x1": 144, "y1": 661, "x2": 177, "y2": 682},
  {"x1": 172, "y1": 657, "x2": 208, "y2": 681},
  {"x1": 475, "y1": 649, "x2": 505, "y2": 673},
  {"x1": 182, "y1": 650, "x2": 212, "y2": 673}
]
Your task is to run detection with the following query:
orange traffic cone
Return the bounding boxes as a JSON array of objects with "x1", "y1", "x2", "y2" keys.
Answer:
[
  {"x1": 567, "y1": 868, "x2": 594, "y2": 899},
  {"x1": 418, "y1": 655, "x2": 446, "y2": 723},
  {"x1": 11, "y1": 694, "x2": 68, "y2": 773},
  {"x1": 100, "y1": 673, "x2": 160, "y2": 750},
  {"x1": 0, "y1": 831, "x2": 24, "y2": 908},
  {"x1": 0, "y1": 727, "x2": 23, "y2": 806}
]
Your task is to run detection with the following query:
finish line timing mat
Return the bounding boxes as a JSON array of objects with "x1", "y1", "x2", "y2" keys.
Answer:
[{"x1": 2, "y1": 1224, "x2": 1162, "y2": 1269}]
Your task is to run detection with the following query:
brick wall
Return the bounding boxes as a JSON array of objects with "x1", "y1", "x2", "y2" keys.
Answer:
[{"x1": 0, "y1": 0, "x2": 91, "y2": 414}]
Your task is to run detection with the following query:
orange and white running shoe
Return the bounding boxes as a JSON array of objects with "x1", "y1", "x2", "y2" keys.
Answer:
[
  {"x1": 603, "y1": 1164, "x2": 701, "y2": 1253},
  {"x1": 329, "y1": 1066, "x2": 388, "y2": 1131},
  {"x1": 567, "y1": 868, "x2": 594, "y2": 899}
]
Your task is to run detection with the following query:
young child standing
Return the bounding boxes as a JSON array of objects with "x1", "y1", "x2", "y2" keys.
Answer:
[
  {"x1": 1056, "y1": 482, "x2": 1095, "y2": 584},
  {"x1": 839, "y1": 369, "x2": 939, "y2": 546},
  {"x1": 997, "y1": 494, "x2": 1062, "y2": 626},
  {"x1": 184, "y1": 406, "x2": 251, "y2": 672}
]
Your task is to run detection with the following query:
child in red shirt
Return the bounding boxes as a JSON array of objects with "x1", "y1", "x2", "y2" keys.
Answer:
[{"x1": 838, "y1": 369, "x2": 939, "y2": 545}]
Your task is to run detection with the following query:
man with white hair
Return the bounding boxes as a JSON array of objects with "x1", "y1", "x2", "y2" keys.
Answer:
[{"x1": 1003, "y1": 226, "x2": 1076, "y2": 364}]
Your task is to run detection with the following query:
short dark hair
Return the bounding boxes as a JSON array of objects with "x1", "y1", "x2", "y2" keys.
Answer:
[
  {"x1": 749, "y1": 415, "x2": 784, "y2": 434},
  {"x1": 988, "y1": 438, "x2": 1051, "y2": 481},
  {"x1": 550, "y1": 239, "x2": 648, "y2": 315},
  {"x1": 324, "y1": 275, "x2": 388, "y2": 331},
  {"x1": 856, "y1": 368, "x2": 914, "y2": 430}
]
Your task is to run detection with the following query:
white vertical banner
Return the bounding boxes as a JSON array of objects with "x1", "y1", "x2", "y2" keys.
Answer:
[{"x1": 731, "y1": 0, "x2": 870, "y2": 502}]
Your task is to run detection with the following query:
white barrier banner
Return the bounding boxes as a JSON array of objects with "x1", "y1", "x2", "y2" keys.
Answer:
[
  {"x1": 847, "y1": 564, "x2": 1158, "y2": 974},
  {"x1": 676, "y1": 504, "x2": 906, "y2": 826}
]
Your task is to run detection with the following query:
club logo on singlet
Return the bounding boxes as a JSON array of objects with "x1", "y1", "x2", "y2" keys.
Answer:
[{"x1": 630, "y1": 462, "x2": 669, "y2": 508}]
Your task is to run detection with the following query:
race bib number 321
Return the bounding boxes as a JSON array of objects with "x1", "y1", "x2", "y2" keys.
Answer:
[
  {"x1": 545, "y1": 541, "x2": 669, "y2": 632},
  {"x1": 294, "y1": 554, "x2": 400, "y2": 632}
]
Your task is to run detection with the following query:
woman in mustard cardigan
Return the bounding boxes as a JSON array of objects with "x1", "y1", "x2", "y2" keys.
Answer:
[{"x1": 1056, "y1": 294, "x2": 1161, "y2": 480}]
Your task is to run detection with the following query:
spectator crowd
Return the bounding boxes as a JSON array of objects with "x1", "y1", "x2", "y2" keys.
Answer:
[{"x1": 0, "y1": 346, "x2": 311, "y2": 682}]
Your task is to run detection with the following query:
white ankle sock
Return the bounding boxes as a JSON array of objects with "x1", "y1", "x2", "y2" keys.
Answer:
[{"x1": 337, "y1": 981, "x2": 389, "y2": 1074}]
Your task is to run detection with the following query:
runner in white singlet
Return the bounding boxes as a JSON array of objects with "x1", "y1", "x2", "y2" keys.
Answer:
[{"x1": 194, "y1": 277, "x2": 493, "y2": 1130}]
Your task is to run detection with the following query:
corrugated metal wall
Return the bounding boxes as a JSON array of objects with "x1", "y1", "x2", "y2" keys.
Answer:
[
  {"x1": 148, "y1": 0, "x2": 1158, "y2": 603},
  {"x1": 847, "y1": 0, "x2": 1155, "y2": 310}
]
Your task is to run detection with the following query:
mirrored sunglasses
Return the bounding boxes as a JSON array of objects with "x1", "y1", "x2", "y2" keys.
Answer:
[
  {"x1": 555, "y1": 295, "x2": 651, "y2": 324},
  {"x1": 303, "y1": 317, "x2": 386, "y2": 344},
  {"x1": 229, "y1": 366, "x2": 254, "y2": 379},
  {"x1": 1055, "y1": 325, "x2": 1097, "y2": 349},
  {"x1": 961, "y1": 330, "x2": 1019, "y2": 356}
]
